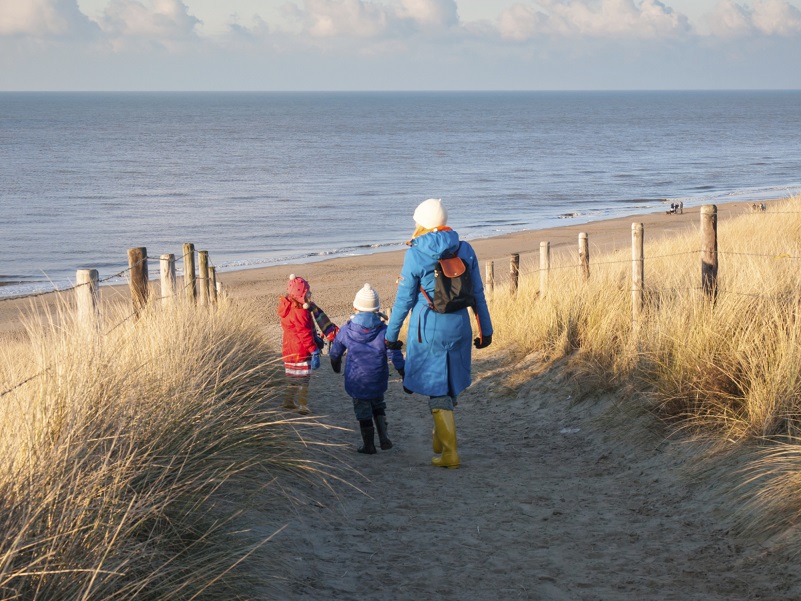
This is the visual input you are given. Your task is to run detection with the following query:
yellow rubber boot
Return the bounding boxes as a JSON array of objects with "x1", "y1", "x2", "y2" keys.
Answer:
[
  {"x1": 431, "y1": 409, "x2": 460, "y2": 468},
  {"x1": 432, "y1": 426, "x2": 443, "y2": 454},
  {"x1": 296, "y1": 383, "x2": 310, "y2": 415}
]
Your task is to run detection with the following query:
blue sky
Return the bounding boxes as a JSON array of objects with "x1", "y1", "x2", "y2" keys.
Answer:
[{"x1": 2, "y1": 0, "x2": 800, "y2": 90}]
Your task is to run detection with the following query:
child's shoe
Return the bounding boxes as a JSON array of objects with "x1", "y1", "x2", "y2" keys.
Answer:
[
  {"x1": 358, "y1": 419, "x2": 377, "y2": 454},
  {"x1": 374, "y1": 413, "x2": 393, "y2": 450}
]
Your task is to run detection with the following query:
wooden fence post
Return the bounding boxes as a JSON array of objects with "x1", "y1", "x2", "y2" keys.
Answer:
[
  {"x1": 198, "y1": 250, "x2": 209, "y2": 306},
  {"x1": 160, "y1": 254, "x2": 176, "y2": 304},
  {"x1": 76, "y1": 268, "x2": 99, "y2": 322},
  {"x1": 540, "y1": 241, "x2": 550, "y2": 298},
  {"x1": 579, "y1": 232, "x2": 590, "y2": 280},
  {"x1": 632, "y1": 224, "x2": 644, "y2": 327},
  {"x1": 510, "y1": 254, "x2": 520, "y2": 295},
  {"x1": 209, "y1": 266, "x2": 218, "y2": 304},
  {"x1": 183, "y1": 242, "x2": 196, "y2": 303},
  {"x1": 128, "y1": 247, "x2": 149, "y2": 313},
  {"x1": 701, "y1": 205, "x2": 718, "y2": 301},
  {"x1": 485, "y1": 260, "x2": 494, "y2": 295}
]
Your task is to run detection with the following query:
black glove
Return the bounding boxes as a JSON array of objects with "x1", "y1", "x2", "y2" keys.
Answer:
[
  {"x1": 330, "y1": 357, "x2": 342, "y2": 373},
  {"x1": 397, "y1": 368, "x2": 405, "y2": 378},
  {"x1": 385, "y1": 339, "x2": 403, "y2": 351},
  {"x1": 474, "y1": 334, "x2": 492, "y2": 349}
]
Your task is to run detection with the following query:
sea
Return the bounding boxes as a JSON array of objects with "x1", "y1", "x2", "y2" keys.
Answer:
[{"x1": 1, "y1": 90, "x2": 800, "y2": 299}]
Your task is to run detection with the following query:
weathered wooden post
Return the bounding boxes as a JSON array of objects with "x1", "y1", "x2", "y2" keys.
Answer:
[
  {"x1": 209, "y1": 266, "x2": 218, "y2": 304},
  {"x1": 539, "y1": 241, "x2": 550, "y2": 298},
  {"x1": 485, "y1": 260, "x2": 494, "y2": 295},
  {"x1": 579, "y1": 232, "x2": 590, "y2": 280},
  {"x1": 510, "y1": 254, "x2": 520, "y2": 295},
  {"x1": 128, "y1": 247, "x2": 149, "y2": 313},
  {"x1": 76, "y1": 268, "x2": 99, "y2": 322},
  {"x1": 198, "y1": 250, "x2": 209, "y2": 306},
  {"x1": 632, "y1": 223, "x2": 644, "y2": 327},
  {"x1": 701, "y1": 205, "x2": 718, "y2": 301},
  {"x1": 183, "y1": 242, "x2": 196, "y2": 303},
  {"x1": 160, "y1": 254, "x2": 176, "y2": 304}
]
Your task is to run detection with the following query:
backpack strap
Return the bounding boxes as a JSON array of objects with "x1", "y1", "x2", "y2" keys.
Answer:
[{"x1": 419, "y1": 285, "x2": 434, "y2": 310}]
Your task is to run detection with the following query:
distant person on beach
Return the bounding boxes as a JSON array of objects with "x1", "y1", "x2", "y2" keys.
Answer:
[
  {"x1": 329, "y1": 284, "x2": 405, "y2": 454},
  {"x1": 277, "y1": 274, "x2": 338, "y2": 415},
  {"x1": 385, "y1": 198, "x2": 493, "y2": 469}
]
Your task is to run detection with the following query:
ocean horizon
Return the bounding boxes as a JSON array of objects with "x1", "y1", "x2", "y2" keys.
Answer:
[{"x1": 2, "y1": 90, "x2": 800, "y2": 298}]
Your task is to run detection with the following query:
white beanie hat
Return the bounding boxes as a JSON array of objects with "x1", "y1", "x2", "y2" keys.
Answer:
[
  {"x1": 413, "y1": 198, "x2": 448, "y2": 229},
  {"x1": 353, "y1": 283, "x2": 380, "y2": 312}
]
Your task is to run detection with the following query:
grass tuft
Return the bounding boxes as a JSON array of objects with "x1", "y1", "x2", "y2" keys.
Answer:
[
  {"x1": 0, "y1": 296, "x2": 324, "y2": 599},
  {"x1": 486, "y1": 195, "x2": 801, "y2": 554}
]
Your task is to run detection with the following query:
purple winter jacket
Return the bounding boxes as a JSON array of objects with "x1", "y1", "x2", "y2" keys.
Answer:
[{"x1": 330, "y1": 312, "x2": 405, "y2": 400}]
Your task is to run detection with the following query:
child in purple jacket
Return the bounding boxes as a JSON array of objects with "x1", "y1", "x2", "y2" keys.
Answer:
[{"x1": 330, "y1": 284, "x2": 405, "y2": 454}]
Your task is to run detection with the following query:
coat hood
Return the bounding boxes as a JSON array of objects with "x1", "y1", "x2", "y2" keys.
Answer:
[
  {"x1": 411, "y1": 229, "x2": 460, "y2": 260},
  {"x1": 347, "y1": 312, "x2": 384, "y2": 344},
  {"x1": 277, "y1": 295, "x2": 296, "y2": 318}
]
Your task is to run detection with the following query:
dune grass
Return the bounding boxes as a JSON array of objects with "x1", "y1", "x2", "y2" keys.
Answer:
[
  {"x1": 0, "y1": 295, "x2": 324, "y2": 599},
  {"x1": 486, "y1": 195, "x2": 801, "y2": 552}
]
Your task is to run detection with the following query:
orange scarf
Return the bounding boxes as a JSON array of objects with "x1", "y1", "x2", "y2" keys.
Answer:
[{"x1": 407, "y1": 225, "x2": 452, "y2": 245}]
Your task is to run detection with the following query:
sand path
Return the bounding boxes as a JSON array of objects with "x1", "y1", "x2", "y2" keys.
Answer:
[{"x1": 252, "y1": 345, "x2": 801, "y2": 601}]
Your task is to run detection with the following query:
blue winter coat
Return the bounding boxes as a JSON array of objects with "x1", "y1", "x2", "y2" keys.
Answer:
[
  {"x1": 385, "y1": 229, "x2": 493, "y2": 398},
  {"x1": 330, "y1": 311, "x2": 405, "y2": 400}
]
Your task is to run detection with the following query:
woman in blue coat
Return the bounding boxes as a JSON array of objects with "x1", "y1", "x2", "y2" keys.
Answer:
[{"x1": 385, "y1": 198, "x2": 493, "y2": 468}]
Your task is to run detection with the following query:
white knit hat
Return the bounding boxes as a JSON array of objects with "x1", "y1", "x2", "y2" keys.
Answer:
[
  {"x1": 413, "y1": 198, "x2": 448, "y2": 229},
  {"x1": 353, "y1": 283, "x2": 380, "y2": 312}
]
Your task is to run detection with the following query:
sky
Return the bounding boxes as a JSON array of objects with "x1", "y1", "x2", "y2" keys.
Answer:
[{"x1": 1, "y1": 0, "x2": 801, "y2": 91}]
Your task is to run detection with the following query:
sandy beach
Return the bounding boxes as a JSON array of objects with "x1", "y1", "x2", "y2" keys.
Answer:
[{"x1": 5, "y1": 200, "x2": 799, "y2": 599}]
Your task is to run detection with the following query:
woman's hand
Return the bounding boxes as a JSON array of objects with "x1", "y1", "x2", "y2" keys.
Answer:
[{"x1": 474, "y1": 334, "x2": 492, "y2": 349}]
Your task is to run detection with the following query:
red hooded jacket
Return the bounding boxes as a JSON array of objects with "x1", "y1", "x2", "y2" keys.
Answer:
[{"x1": 277, "y1": 295, "x2": 317, "y2": 364}]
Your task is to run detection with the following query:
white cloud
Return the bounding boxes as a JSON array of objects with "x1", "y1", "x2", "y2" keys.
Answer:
[
  {"x1": 0, "y1": 0, "x2": 98, "y2": 37},
  {"x1": 2, "y1": 0, "x2": 801, "y2": 92},
  {"x1": 498, "y1": 0, "x2": 691, "y2": 40},
  {"x1": 706, "y1": 0, "x2": 801, "y2": 37},
  {"x1": 398, "y1": 0, "x2": 459, "y2": 28},
  {"x1": 99, "y1": 0, "x2": 200, "y2": 40},
  {"x1": 282, "y1": 0, "x2": 390, "y2": 38},
  {"x1": 497, "y1": 4, "x2": 548, "y2": 41},
  {"x1": 281, "y1": 0, "x2": 459, "y2": 39}
]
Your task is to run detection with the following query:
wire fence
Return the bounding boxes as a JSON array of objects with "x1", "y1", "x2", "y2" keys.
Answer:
[
  {"x1": 0, "y1": 244, "x2": 221, "y2": 399},
  {"x1": 483, "y1": 205, "x2": 801, "y2": 307},
  {"x1": 505, "y1": 249, "x2": 801, "y2": 293},
  {"x1": 0, "y1": 246, "x2": 206, "y2": 304},
  {"x1": 2, "y1": 205, "x2": 799, "y2": 397}
]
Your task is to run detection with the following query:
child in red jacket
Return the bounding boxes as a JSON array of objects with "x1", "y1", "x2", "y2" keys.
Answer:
[{"x1": 277, "y1": 274, "x2": 338, "y2": 414}]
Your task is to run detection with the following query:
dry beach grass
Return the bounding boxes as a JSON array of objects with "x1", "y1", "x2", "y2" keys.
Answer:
[
  {"x1": 3, "y1": 198, "x2": 801, "y2": 598},
  {"x1": 0, "y1": 298, "x2": 341, "y2": 599}
]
